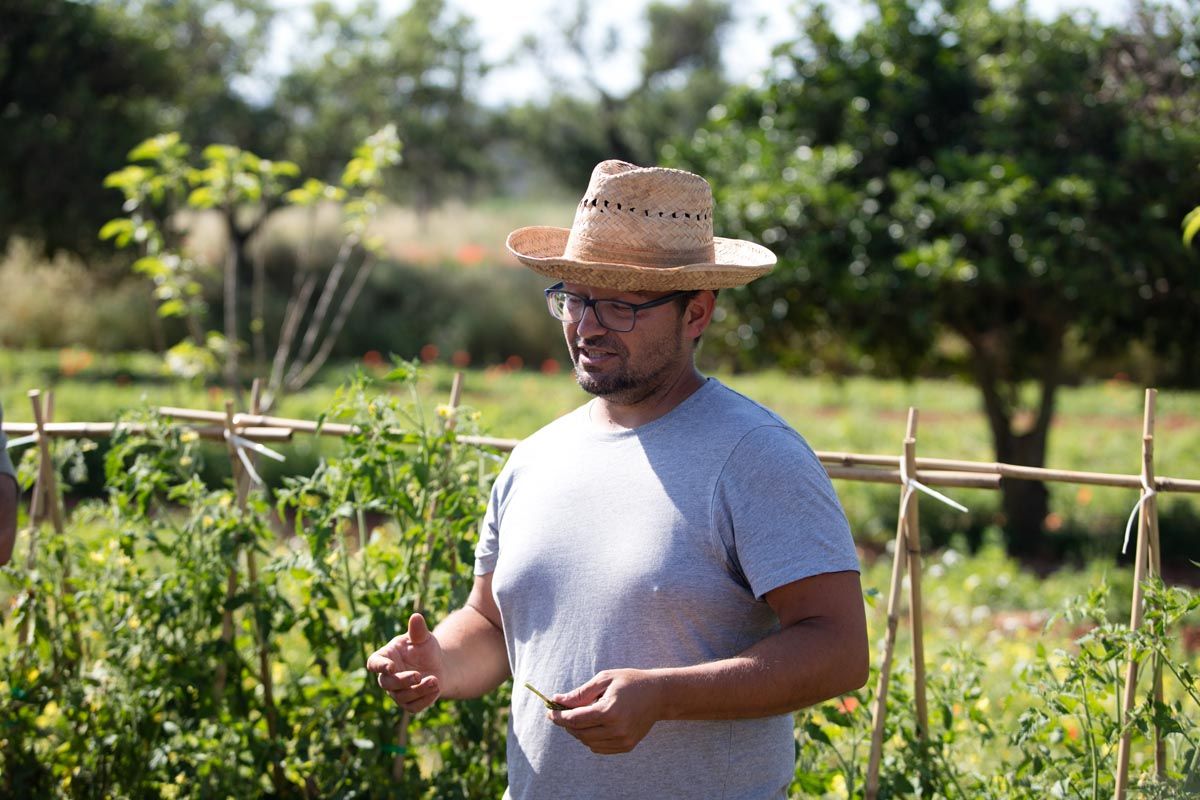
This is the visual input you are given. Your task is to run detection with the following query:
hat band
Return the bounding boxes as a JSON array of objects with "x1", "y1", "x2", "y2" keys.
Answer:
[{"x1": 563, "y1": 231, "x2": 716, "y2": 269}]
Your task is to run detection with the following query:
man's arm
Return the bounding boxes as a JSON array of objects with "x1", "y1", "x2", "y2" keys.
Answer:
[
  {"x1": 0, "y1": 474, "x2": 17, "y2": 567},
  {"x1": 550, "y1": 570, "x2": 868, "y2": 754},
  {"x1": 433, "y1": 572, "x2": 511, "y2": 699},
  {"x1": 368, "y1": 572, "x2": 510, "y2": 711}
]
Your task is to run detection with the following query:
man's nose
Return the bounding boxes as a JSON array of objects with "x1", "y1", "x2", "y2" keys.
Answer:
[{"x1": 575, "y1": 303, "x2": 607, "y2": 337}]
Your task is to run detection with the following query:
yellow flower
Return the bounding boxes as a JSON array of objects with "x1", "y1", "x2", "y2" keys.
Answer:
[
  {"x1": 180, "y1": 430, "x2": 200, "y2": 444},
  {"x1": 179, "y1": 456, "x2": 193, "y2": 468}
]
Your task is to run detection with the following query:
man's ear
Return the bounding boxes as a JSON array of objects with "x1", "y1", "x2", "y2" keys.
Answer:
[{"x1": 683, "y1": 290, "x2": 718, "y2": 340}]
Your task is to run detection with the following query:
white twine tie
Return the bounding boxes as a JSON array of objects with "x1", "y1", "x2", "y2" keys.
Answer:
[
  {"x1": 1120, "y1": 477, "x2": 1157, "y2": 555},
  {"x1": 5, "y1": 434, "x2": 38, "y2": 451},
  {"x1": 224, "y1": 430, "x2": 286, "y2": 487},
  {"x1": 899, "y1": 458, "x2": 970, "y2": 515}
]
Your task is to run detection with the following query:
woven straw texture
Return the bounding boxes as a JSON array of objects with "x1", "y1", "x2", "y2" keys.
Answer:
[{"x1": 507, "y1": 160, "x2": 775, "y2": 291}]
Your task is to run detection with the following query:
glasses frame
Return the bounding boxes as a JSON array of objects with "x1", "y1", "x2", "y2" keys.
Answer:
[{"x1": 543, "y1": 282, "x2": 690, "y2": 333}]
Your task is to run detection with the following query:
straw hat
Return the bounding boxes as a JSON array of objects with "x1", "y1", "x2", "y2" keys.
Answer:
[{"x1": 506, "y1": 160, "x2": 776, "y2": 291}]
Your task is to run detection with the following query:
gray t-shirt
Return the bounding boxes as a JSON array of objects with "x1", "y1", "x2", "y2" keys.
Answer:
[{"x1": 474, "y1": 378, "x2": 858, "y2": 800}]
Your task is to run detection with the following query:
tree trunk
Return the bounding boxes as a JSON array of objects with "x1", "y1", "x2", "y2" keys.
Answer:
[{"x1": 966, "y1": 327, "x2": 1063, "y2": 559}]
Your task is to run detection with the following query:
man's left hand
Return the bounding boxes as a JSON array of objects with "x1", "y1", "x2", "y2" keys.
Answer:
[{"x1": 548, "y1": 669, "x2": 664, "y2": 755}]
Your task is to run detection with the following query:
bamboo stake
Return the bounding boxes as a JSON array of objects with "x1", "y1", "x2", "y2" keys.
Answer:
[
  {"x1": 213, "y1": 402, "x2": 241, "y2": 704},
  {"x1": 159, "y1": 406, "x2": 357, "y2": 437},
  {"x1": 452, "y1": 436, "x2": 1200, "y2": 494},
  {"x1": 230, "y1": 383, "x2": 288, "y2": 795},
  {"x1": 3, "y1": 422, "x2": 293, "y2": 442},
  {"x1": 904, "y1": 410, "x2": 929, "y2": 741},
  {"x1": 17, "y1": 391, "x2": 49, "y2": 652},
  {"x1": 31, "y1": 391, "x2": 64, "y2": 534},
  {"x1": 394, "y1": 371, "x2": 466, "y2": 783},
  {"x1": 823, "y1": 466, "x2": 998, "y2": 489},
  {"x1": 865, "y1": 448, "x2": 914, "y2": 799},
  {"x1": 1114, "y1": 389, "x2": 1158, "y2": 800}
]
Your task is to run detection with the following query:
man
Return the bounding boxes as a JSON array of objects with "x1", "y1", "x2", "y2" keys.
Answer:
[
  {"x1": 0, "y1": 401, "x2": 19, "y2": 566},
  {"x1": 368, "y1": 160, "x2": 868, "y2": 799}
]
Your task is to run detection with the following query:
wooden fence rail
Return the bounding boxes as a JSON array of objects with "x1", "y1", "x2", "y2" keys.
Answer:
[{"x1": 4, "y1": 383, "x2": 1197, "y2": 799}]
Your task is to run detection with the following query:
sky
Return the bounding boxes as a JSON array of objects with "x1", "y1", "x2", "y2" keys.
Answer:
[{"x1": 262, "y1": 0, "x2": 1134, "y2": 106}]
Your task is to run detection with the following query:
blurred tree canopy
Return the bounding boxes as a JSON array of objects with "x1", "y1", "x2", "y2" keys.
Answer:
[
  {"x1": 0, "y1": 0, "x2": 177, "y2": 255},
  {"x1": 506, "y1": 0, "x2": 734, "y2": 188},
  {"x1": 274, "y1": 0, "x2": 491, "y2": 207},
  {"x1": 674, "y1": 0, "x2": 1200, "y2": 554}
]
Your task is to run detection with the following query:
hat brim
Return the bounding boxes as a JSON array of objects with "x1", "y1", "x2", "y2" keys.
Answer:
[{"x1": 506, "y1": 226, "x2": 776, "y2": 291}]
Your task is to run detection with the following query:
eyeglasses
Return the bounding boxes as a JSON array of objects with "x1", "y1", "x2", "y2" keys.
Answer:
[{"x1": 543, "y1": 282, "x2": 689, "y2": 333}]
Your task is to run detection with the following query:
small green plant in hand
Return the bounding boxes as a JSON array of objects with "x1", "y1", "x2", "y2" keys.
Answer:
[{"x1": 525, "y1": 682, "x2": 567, "y2": 711}]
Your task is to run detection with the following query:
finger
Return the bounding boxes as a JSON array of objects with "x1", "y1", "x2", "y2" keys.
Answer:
[
  {"x1": 389, "y1": 676, "x2": 440, "y2": 711},
  {"x1": 378, "y1": 670, "x2": 425, "y2": 692},
  {"x1": 366, "y1": 636, "x2": 406, "y2": 673},
  {"x1": 555, "y1": 673, "x2": 607, "y2": 709},
  {"x1": 548, "y1": 707, "x2": 606, "y2": 730},
  {"x1": 407, "y1": 612, "x2": 431, "y2": 645}
]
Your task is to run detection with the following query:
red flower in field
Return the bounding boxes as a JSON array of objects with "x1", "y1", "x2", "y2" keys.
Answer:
[
  {"x1": 540, "y1": 358, "x2": 560, "y2": 375},
  {"x1": 505, "y1": 355, "x2": 524, "y2": 371},
  {"x1": 58, "y1": 347, "x2": 94, "y2": 377},
  {"x1": 836, "y1": 697, "x2": 860, "y2": 714},
  {"x1": 452, "y1": 350, "x2": 471, "y2": 368},
  {"x1": 363, "y1": 350, "x2": 384, "y2": 367},
  {"x1": 455, "y1": 243, "x2": 488, "y2": 266},
  {"x1": 420, "y1": 344, "x2": 439, "y2": 363},
  {"x1": 1044, "y1": 512, "x2": 1064, "y2": 532}
]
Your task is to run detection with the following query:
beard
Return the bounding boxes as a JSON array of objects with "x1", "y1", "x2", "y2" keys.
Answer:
[{"x1": 567, "y1": 321, "x2": 686, "y2": 405}]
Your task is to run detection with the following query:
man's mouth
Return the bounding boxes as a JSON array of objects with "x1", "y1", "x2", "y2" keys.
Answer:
[{"x1": 575, "y1": 343, "x2": 618, "y2": 368}]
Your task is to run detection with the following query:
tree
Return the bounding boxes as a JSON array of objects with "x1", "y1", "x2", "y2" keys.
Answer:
[
  {"x1": 508, "y1": 0, "x2": 734, "y2": 188},
  {"x1": 0, "y1": 0, "x2": 176, "y2": 255},
  {"x1": 675, "y1": 0, "x2": 1200, "y2": 556},
  {"x1": 102, "y1": 127, "x2": 402, "y2": 408},
  {"x1": 273, "y1": 0, "x2": 490, "y2": 208}
]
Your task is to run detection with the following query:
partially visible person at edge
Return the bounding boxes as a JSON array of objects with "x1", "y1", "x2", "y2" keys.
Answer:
[
  {"x1": 368, "y1": 160, "x2": 868, "y2": 799},
  {"x1": 0, "y1": 401, "x2": 19, "y2": 566}
]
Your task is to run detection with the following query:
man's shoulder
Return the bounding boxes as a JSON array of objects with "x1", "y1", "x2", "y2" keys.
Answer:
[{"x1": 695, "y1": 379, "x2": 795, "y2": 435}]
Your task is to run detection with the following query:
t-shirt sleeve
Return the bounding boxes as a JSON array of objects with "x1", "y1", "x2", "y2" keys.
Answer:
[
  {"x1": 474, "y1": 459, "x2": 514, "y2": 576},
  {"x1": 712, "y1": 425, "x2": 859, "y2": 600}
]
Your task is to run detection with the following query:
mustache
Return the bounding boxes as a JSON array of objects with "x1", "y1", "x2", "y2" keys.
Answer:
[{"x1": 572, "y1": 334, "x2": 627, "y2": 355}]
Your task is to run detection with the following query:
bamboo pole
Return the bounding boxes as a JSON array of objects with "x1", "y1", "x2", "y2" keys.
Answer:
[
  {"x1": 904, "y1": 411, "x2": 929, "y2": 741},
  {"x1": 1114, "y1": 389, "x2": 1158, "y2": 800},
  {"x1": 3, "y1": 422, "x2": 293, "y2": 442},
  {"x1": 393, "y1": 371, "x2": 466, "y2": 783},
  {"x1": 865, "y1": 440, "x2": 915, "y2": 799},
  {"x1": 452, "y1": 435, "x2": 1200, "y2": 494},
  {"x1": 158, "y1": 406, "x2": 357, "y2": 437},
  {"x1": 228, "y1": 383, "x2": 288, "y2": 795}
]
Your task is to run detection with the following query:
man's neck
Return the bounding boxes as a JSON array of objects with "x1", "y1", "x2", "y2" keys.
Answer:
[{"x1": 589, "y1": 366, "x2": 707, "y2": 431}]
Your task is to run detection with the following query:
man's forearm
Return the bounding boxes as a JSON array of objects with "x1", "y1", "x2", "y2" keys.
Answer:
[
  {"x1": 433, "y1": 602, "x2": 511, "y2": 699},
  {"x1": 653, "y1": 617, "x2": 868, "y2": 721},
  {"x1": 0, "y1": 474, "x2": 17, "y2": 567}
]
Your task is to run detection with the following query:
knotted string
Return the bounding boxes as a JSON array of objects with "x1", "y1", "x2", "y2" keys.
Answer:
[
  {"x1": 224, "y1": 429, "x2": 286, "y2": 486},
  {"x1": 898, "y1": 458, "x2": 970, "y2": 515},
  {"x1": 1120, "y1": 476, "x2": 1157, "y2": 555},
  {"x1": 5, "y1": 434, "x2": 37, "y2": 451}
]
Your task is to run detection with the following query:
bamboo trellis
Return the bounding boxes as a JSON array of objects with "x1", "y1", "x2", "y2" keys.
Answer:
[{"x1": 5, "y1": 383, "x2": 1198, "y2": 797}]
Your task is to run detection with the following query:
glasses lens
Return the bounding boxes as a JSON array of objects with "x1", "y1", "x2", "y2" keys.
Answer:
[
  {"x1": 595, "y1": 301, "x2": 636, "y2": 332},
  {"x1": 547, "y1": 291, "x2": 578, "y2": 321}
]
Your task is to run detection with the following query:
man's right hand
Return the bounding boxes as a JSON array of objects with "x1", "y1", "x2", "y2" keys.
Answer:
[{"x1": 367, "y1": 613, "x2": 445, "y2": 713}]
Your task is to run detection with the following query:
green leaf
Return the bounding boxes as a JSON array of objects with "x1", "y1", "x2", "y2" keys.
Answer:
[
  {"x1": 132, "y1": 256, "x2": 168, "y2": 278},
  {"x1": 157, "y1": 299, "x2": 187, "y2": 318},
  {"x1": 99, "y1": 218, "x2": 134, "y2": 245},
  {"x1": 187, "y1": 186, "x2": 217, "y2": 208},
  {"x1": 1184, "y1": 206, "x2": 1200, "y2": 247}
]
